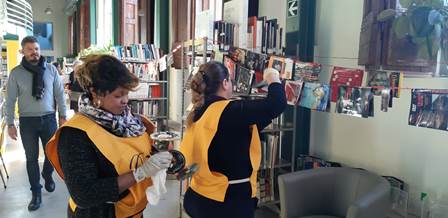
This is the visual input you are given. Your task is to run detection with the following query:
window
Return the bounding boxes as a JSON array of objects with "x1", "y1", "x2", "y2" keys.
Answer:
[{"x1": 96, "y1": 0, "x2": 113, "y2": 46}]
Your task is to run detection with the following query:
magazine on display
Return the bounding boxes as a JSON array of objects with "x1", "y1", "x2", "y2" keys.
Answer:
[
  {"x1": 285, "y1": 80, "x2": 304, "y2": 105},
  {"x1": 244, "y1": 50, "x2": 267, "y2": 72},
  {"x1": 361, "y1": 87, "x2": 375, "y2": 118},
  {"x1": 336, "y1": 86, "x2": 374, "y2": 118},
  {"x1": 299, "y1": 83, "x2": 331, "y2": 112},
  {"x1": 409, "y1": 89, "x2": 448, "y2": 131},
  {"x1": 381, "y1": 88, "x2": 392, "y2": 112},
  {"x1": 229, "y1": 47, "x2": 247, "y2": 64},
  {"x1": 223, "y1": 56, "x2": 237, "y2": 82},
  {"x1": 293, "y1": 61, "x2": 322, "y2": 82},
  {"x1": 330, "y1": 67, "x2": 364, "y2": 102},
  {"x1": 368, "y1": 71, "x2": 390, "y2": 95},
  {"x1": 268, "y1": 56, "x2": 286, "y2": 78},
  {"x1": 235, "y1": 66, "x2": 254, "y2": 95},
  {"x1": 390, "y1": 72, "x2": 404, "y2": 98}
]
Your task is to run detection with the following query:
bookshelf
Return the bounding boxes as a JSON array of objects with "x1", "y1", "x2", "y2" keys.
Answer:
[{"x1": 113, "y1": 43, "x2": 170, "y2": 131}]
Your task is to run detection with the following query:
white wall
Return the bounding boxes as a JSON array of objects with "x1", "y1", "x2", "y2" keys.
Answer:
[
  {"x1": 313, "y1": 0, "x2": 448, "y2": 207},
  {"x1": 27, "y1": 0, "x2": 69, "y2": 58}
]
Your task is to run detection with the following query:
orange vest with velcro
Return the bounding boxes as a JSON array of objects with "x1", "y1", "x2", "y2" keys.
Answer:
[{"x1": 46, "y1": 114, "x2": 155, "y2": 218}]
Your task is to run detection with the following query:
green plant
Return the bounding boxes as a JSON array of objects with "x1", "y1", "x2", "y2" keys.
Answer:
[
  {"x1": 77, "y1": 42, "x2": 114, "y2": 59},
  {"x1": 379, "y1": 0, "x2": 448, "y2": 60}
]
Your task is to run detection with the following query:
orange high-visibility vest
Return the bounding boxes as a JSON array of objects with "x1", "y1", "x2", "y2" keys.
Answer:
[
  {"x1": 180, "y1": 100, "x2": 261, "y2": 202},
  {"x1": 46, "y1": 114, "x2": 155, "y2": 218}
]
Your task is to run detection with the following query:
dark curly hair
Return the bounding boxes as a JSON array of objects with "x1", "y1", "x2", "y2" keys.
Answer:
[
  {"x1": 186, "y1": 61, "x2": 229, "y2": 126},
  {"x1": 75, "y1": 55, "x2": 139, "y2": 98}
]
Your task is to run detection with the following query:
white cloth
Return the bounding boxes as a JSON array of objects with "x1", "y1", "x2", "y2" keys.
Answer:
[{"x1": 146, "y1": 169, "x2": 167, "y2": 205}]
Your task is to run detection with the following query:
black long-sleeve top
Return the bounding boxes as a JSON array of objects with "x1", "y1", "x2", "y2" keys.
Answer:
[
  {"x1": 192, "y1": 83, "x2": 286, "y2": 199},
  {"x1": 58, "y1": 127, "x2": 132, "y2": 218}
]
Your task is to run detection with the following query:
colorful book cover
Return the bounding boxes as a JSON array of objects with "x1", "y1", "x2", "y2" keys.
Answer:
[
  {"x1": 299, "y1": 83, "x2": 330, "y2": 112},
  {"x1": 409, "y1": 89, "x2": 448, "y2": 131},
  {"x1": 285, "y1": 80, "x2": 304, "y2": 105},
  {"x1": 330, "y1": 67, "x2": 364, "y2": 102},
  {"x1": 293, "y1": 61, "x2": 321, "y2": 82},
  {"x1": 390, "y1": 72, "x2": 403, "y2": 98},
  {"x1": 336, "y1": 86, "x2": 373, "y2": 118},
  {"x1": 368, "y1": 71, "x2": 390, "y2": 95},
  {"x1": 268, "y1": 56, "x2": 286, "y2": 78},
  {"x1": 235, "y1": 66, "x2": 254, "y2": 95},
  {"x1": 224, "y1": 56, "x2": 236, "y2": 82},
  {"x1": 245, "y1": 50, "x2": 267, "y2": 72}
]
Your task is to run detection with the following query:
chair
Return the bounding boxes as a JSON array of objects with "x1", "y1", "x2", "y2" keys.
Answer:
[
  {"x1": 0, "y1": 119, "x2": 9, "y2": 189},
  {"x1": 278, "y1": 167, "x2": 391, "y2": 218}
]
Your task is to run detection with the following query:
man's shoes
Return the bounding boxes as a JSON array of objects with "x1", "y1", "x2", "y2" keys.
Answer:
[
  {"x1": 42, "y1": 174, "x2": 55, "y2": 192},
  {"x1": 28, "y1": 192, "x2": 42, "y2": 211}
]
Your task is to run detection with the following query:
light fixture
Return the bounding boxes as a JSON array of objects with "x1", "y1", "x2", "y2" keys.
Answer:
[{"x1": 44, "y1": 7, "x2": 53, "y2": 15}]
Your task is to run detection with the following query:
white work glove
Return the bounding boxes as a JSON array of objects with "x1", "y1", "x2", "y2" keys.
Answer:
[
  {"x1": 263, "y1": 68, "x2": 281, "y2": 85},
  {"x1": 133, "y1": 151, "x2": 173, "y2": 183}
]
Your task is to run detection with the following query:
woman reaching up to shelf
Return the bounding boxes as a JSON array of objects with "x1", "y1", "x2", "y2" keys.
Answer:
[
  {"x1": 180, "y1": 62, "x2": 286, "y2": 218},
  {"x1": 45, "y1": 55, "x2": 173, "y2": 218}
]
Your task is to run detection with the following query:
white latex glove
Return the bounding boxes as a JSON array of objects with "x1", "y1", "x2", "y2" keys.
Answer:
[
  {"x1": 133, "y1": 151, "x2": 173, "y2": 183},
  {"x1": 263, "y1": 68, "x2": 281, "y2": 85}
]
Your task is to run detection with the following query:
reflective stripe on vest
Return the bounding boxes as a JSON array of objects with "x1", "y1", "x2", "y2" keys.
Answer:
[{"x1": 179, "y1": 100, "x2": 261, "y2": 202}]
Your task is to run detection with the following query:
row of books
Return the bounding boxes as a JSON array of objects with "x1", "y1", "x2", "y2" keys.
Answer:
[
  {"x1": 128, "y1": 82, "x2": 162, "y2": 99},
  {"x1": 223, "y1": 47, "x2": 321, "y2": 82},
  {"x1": 213, "y1": 21, "x2": 239, "y2": 52},
  {"x1": 213, "y1": 17, "x2": 283, "y2": 55},
  {"x1": 112, "y1": 44, "x2": 161, "y2": 61},
  {"x1": 124, "y1": 62, "x2": 159, "y2": 81},
  {"x1": 247, "y1": 16, "x2": 283, "y2": 55},
  {"x1": 129, "y1": 101, "x2": 160, "y2": 118}
]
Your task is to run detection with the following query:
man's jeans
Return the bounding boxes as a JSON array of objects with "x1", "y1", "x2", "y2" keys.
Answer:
[{"x1": 19, "y1": 113, "x2": 57, "y2": 193}]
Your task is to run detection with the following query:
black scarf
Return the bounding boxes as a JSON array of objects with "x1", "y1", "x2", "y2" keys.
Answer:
[{"x1": 21, "y1": 56, "x2": 46, "y2": 100}]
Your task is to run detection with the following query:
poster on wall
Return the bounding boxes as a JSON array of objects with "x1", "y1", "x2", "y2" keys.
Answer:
[
  {"x1": 33, "y1": 22, "x2": 53, "y2": 50},
  {"x1": 409, "y1": 89, "x2": 448, "y2": 131}
]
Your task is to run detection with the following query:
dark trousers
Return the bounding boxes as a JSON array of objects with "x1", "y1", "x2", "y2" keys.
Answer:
[
  {"x1": 19, "y1": 113, "x2": 58, "y2": 193},
  {"x1": 184, "y1": 184, "x2": 257, "y2": 218}
]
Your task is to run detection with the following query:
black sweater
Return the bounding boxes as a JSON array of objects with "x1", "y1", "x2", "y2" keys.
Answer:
[
  {"x1": 58, "y1": 128, "x2": 132, "y2": 218},
  {"x1": 192, "y1": 82, "x2": 286, "y2": 199}
]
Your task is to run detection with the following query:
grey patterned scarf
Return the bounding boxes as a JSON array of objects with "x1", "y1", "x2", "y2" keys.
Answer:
[{"x1": 78, "y1": 94, "x2": 146, "y2": 137}]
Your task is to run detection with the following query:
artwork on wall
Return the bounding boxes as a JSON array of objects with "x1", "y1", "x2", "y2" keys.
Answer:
[{"x1": 33, "y1": 22, "x2": 53, "y2": 50}]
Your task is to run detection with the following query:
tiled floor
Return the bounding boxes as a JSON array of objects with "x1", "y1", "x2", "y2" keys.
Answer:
[{"x1": 0, "y1": 128, "x2": 277, "y2": 218}]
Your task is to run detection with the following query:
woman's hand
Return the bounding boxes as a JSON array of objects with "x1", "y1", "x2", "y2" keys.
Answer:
[
  {"x1": 132, "y1": 151, "x2": 173, "y2": 182},
  {"x1": 263, "y1": 68, "x2": 281, "y2": 85}
]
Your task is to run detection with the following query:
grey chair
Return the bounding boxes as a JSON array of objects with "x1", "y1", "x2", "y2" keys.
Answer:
[{"x1": 278, "y1": 167, "x2": 391, "y2": 218}]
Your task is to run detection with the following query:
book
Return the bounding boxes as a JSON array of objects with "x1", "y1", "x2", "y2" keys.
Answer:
[
  {"x1": 336, "y1": 86, "x2": 374, "y2": 118},
  {"x1": 368, "y1": 71, "x2": 390, "y2": 95},
  {"x1": 330, "y1": 67, "x2": 364, "y2": 102},
  {"x1": 244, "y1": 50, "x2": 267, "y2": 72},
  {"x1": 223, "y1": 56, "x2": 237, "y2": 82},
  {"x1": 293, "y1": 61, "x2": 321, "y2": 82},
  {"x1": 268, "y1": 56, "x2": 286, "y2": 78},
  {"x1": 390, "y1": 72, "x2": 403, "y2": 98},
  {"x1": 299, "y1": 83, "x2": 331, "y2": 112},
  {"x1": 285, "y1": 80, "x2": 304, "y2": 105},
  {"x1": 408, "y1": 89, "x2": 448, "y2": 131},
  {"x1": 235, "y1": 66, "x2": 254, "y2": 95},
  {"x1": 283, "y1": 58, "x2": 294, "y2": 80}
]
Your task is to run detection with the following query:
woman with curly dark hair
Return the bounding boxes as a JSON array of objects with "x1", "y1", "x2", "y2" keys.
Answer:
[{"x1": 46, "y1": 55, "x2": 172, "y2": 218}]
